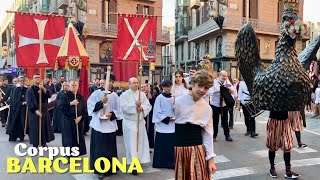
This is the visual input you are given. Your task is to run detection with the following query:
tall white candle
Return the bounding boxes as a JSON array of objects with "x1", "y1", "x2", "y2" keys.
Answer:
[{"x1": 105, "y1": 66, "x2": 112, "y2": 92}]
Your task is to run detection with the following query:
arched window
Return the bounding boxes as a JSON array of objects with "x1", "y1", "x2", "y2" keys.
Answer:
[
  {"x1": 216, "y1": 36, "x2": 223, "y2": 57},
  {"x1": 205, "y1": 40, "x2": 210, "y2": 54}
]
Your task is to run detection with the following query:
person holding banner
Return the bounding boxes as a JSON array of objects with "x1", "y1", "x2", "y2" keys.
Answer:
[
  {"x1": 120, "y1": 77, "x2": 152, "y2": 176},
  {"x1": 59, "y1": 80, "x2": 87, "y2": 156},
  {"x1": 88, "y1": 74, "x2": 122, "y2": 178},
  {"x1": 6, "y1": 76, "x2": 28, "y2": 142},
  {"x1": 26, "y1": 74, "x2": 55, "y2": 147}
]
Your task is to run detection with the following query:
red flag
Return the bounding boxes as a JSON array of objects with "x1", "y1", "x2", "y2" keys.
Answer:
[
  {"x1": 116, "y1": 14, "x2": 157, "y2": 62},
  {"x1": 78, "y1": 68, "x2": 89, "y2": 100},
  {"x1": 14, "y1": 13, "x2": 65, "y2": 67},
  {"x1": 24, "y1": 68, "x2": 45, "y2": 80}
]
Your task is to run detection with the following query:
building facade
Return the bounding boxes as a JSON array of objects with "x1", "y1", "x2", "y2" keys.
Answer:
[
  {"x1": 162, "y1": 26, "x2": 175, "y2": 80},
  {"x1": 176, "y1": 0, "x2": 309, "y2": 79},
  {"x1": 84, "y1": 0, "x2": 169, "y2": 82},
  {"x1": 306, "y1": 22, "x2": 320, "y2": 59}
]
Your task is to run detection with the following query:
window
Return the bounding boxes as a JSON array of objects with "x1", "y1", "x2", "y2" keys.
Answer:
[
  {"x1": 181, "y1": 44, "x2": 184, "y2": 61},
  {"x1": 108, "y1": 0, "x2": 117, "y2": 24},
  {"x1": 216, "y1": 36, "x2": 223, "y2": 57},
  {"x1": 188, "y1": 42, "x2": 191, "y2": 60},
  {"x1": 137, "y1": 4, "x2": 154, "y2": 15},
  {"x1": 243, "y1": 0, "x2": 258, "y2": 19},
  {"x1": 195, "y1": 43, "x2": 200, "y2": 61},
  {"x1": 196, "y1": 9, "x2": 200, "y2": 26},
  {"x1": 278, "y1": 0, "x2": 284, "y2": 22},
  {"x1": 205, "y1": 40, "x2": 210, "y2": 54},
  {"x1": 257, "y1": 38, "x2": 260, "y2": 54}
]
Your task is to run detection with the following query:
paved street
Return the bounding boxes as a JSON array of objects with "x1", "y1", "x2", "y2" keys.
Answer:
[{"x1": 1, "y1": 111, "x2": 320, "y2": 180}]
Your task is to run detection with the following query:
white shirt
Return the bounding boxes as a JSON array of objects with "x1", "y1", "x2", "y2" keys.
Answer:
[
  {"x1": 175, "y1": 94, "x2": 216, "y2": 160},
  {"x1": 152, "y1": 94, "x2": 175, "y2": 133},
  {"x1": 184, "y1": 77, "x2": 191, "y2": 85},
  {"x1": 207, "y1": 78, "x2": 234, "y2": 107},
  {"x1": 88, "y1": 90, "x2": 122, "y2": 133},
  {"x1": 171, "y1": 84, "x2": 188, "y2": 98},
  {"x1": 237, "y1": 81, "x2": 251, "y2": 105}
]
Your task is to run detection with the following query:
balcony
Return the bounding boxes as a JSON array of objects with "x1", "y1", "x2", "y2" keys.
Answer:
[
  {"x1": 188, "y1": 20, "x2": 219, "y2": 41},
  {"x1": 178, "y1": 0, "x2": 190, "y2": 6},
  {"x1": 57, "y1": 0, "x2": 69, "y2": 9},
  {"x1": 49, "y1": 4, "x2": 59, "y2": 14},
  {"x1": 190, "y1": 0, "x2": 200, "y2": 9},
  {"x1": 84, "y1": 23, "x2": 170, "y2": 44},
  {"x1": 175, "y1": 26, "x2": 190, "y2": 43}
]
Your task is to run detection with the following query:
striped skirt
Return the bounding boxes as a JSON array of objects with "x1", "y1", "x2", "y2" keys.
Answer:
[
  {"x1": 175, "y1": 144, "x2": 210, "y2": 180},
  {"x1": 288, "y1": 111, "x2": 303, "y2": 132},
  {"x1": 266, "y1": 119, "x2": 294, "y2": 152}
]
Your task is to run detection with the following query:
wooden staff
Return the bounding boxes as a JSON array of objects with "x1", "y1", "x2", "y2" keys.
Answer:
[
  {"x1": 39, "y1": 68, "x2": 42, "y2": 147},
  {"x1": 73, "y1": 69, "x2": 80, "y2": 144},
  {"x1": 136, "y1": 42, "x2": 144, "y2": 152}
]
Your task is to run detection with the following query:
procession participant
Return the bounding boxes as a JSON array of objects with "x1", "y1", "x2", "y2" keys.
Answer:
[
  {"x1": 58, "y1": 80, "x2": 87, "y2": 156},
  {"x1": 172, "y1": 70, "x2": 188, "y2": 98},
  {"x1": 152, "y1": 80, "x2": 174, "y2": 169},
  {"x1": 184, "y1": 67, "x2": 197, "y2": 87},
  {"x1": 0, "y1": 77, "x2": 9, "y2": 127},
  {"x1": 120, "y1": 77, "x2": 152, "y2": 176},
  {"x1": 141, "y1": 82, "x2": 156, "y2": 149},
  {"x1": 89, "y1": 78, "x2": 100, "y2": 95},
  {"x1": 52, "y1": 82, "x2": 70, "y2": 133},
  {"x1": 175, "y1": 70, "x2": 216, "y2": 180},
  {"x1": 26, "y1": 74, "x2": 54, "y2": 147},
  {"x1": 237, "y1": 80, "x2": 258, "y2": 137},
  {"x1": 56, "y1": 75, "x2": 66, "y2": 92},
  {"x1": 88, "y1": 74, "x2": 122, "y2": 178},
  {"x1": 208, "y1": 70, "x2": 234, "y2": 142},
  {"x1": 6, "y1": 76, "x2": 28, "y2": 141},
  {"x1": 288, "y1": 111, "x2": 307, "y2": 148}
]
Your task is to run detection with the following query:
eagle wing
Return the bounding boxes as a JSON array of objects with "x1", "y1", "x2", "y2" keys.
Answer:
[
  {"x1": 298, "y1": 35, "x2": 320, "y2": 70},
  {"x1": 235, "y1": 23, "x2": 262, "y2": 94}
]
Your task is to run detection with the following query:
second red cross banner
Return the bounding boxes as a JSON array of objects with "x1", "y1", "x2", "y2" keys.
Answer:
[{"x1": 116, "y1": 14, "x2": 157, "y2": 62}]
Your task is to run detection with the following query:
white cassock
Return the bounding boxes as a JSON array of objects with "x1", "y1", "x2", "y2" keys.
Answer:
[
  {"x1": 88, "y1": 90, "x2": 122, "y2": 133},
  {"x1": 120, "y1": 89, "x2": 152, "y2": 164}
]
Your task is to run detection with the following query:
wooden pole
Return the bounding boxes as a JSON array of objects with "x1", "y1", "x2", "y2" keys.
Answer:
[
  {"x1": 73, "y1": 69, "x2": 80, "y2": 144},
  {"x1": 137, "y1": 46, "x2": 143, "y2": 153},
  {"x1": 39, "y1": 68, "x2": 42, "y2": 147}
]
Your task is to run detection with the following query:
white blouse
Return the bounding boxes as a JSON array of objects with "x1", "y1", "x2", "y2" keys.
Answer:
[
  {"x1": 175, "y1": 94, "x2": 216, "y2": 160},
  {"x1": 171, "y1": 84, "x2": 188, "y2": 98}
]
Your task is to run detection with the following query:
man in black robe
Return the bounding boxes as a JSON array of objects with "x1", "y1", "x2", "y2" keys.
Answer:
[
  {"x1": 26, "y1": 74, "x2": 55, "y2": 147},
  {"x1": 53, "y1": 82, "x2": 70, "y2": 133},
  {"x1": 0, "y1": 77, "x2": 9, "y2": 127},
  {"x1": 59, "y1": 80, "x2": 87, "y2": 156},
  {"x1": 56, "y1": 75, "x2": 66, "y2": 92},
  {"x1": 6, "y1": 76, "x2": 28, "y2": 141}
]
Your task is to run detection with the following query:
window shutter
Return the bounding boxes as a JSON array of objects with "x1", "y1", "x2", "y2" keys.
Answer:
[
  {"x1": 137, "y1": 4, "x2": 143, "y2": 14},
  {"x1": 109, "y1": 0, "x2": 117, "y2": 24},
  {"x1": 149, "y1": 6, "x2": 154, "y2": 15}
]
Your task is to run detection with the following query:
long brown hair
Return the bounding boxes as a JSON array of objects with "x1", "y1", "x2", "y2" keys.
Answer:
[{"x1": 175, "y1": 70, "x2": 187, "y2": 89}]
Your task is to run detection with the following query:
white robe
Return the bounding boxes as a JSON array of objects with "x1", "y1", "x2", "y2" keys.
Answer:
[
  {"x1": 152, "y1": 94, "x2": 175, "y2": 133},
  {"x1": 120, "y1": 89, "x2": 152, "y2": 164},
  {"x1": 87, "y1": 90, "x2": 122, "y2": 133}
]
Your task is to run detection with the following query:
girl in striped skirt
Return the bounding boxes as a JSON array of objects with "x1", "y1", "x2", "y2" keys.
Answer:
[{"x1": 174, "y1": 70, "x2": 217, "y2": 180}]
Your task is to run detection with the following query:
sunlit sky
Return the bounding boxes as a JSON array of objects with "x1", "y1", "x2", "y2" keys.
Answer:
[{"x1": 0, "y1": 0, "x2": 319, "y2": 29}]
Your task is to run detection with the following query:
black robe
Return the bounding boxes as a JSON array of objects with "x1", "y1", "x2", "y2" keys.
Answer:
[
  {"x1": 52, "y1": 90, "x2": 67, "y2": 133},
  {"x1": 6, "y1": 86, "x2": 28, "y2": 141},
  {"x1": 59, "y1": 91, "x2": 87, "y2": 156},
  {"x1": 145, "y1": 93, "x2": 157, "y2": 148},
  {"x1": 0, "y1": 85, "x2": 9, "y2": 125},
  {"x1": 26, "y1": 85, "x2": 55, "y2": 146}
]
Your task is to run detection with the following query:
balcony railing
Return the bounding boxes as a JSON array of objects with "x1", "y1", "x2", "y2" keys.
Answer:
[
  {"x1": 224, "y1": 16, "x2": 310, "y2": 38},
  {"x1": 175, "y1": 26, "x2": 190, "y2": 39},
  {"x1": 85, "y1": 23, "x2": 170, "y2": 43},
  {"x1": 57, "y1": 0, "x2": 69, "y2": 9}
]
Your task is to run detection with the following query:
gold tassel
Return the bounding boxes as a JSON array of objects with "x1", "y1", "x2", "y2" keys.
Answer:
[
  {"x1": 86, "y1": 60, "x2": 90, "y2": 71},
  {"x1": 54, "y1": 60, "x2": 59, "y2": 71},
  {"x1": 78, "y1": 59, "x2": 82, "y2": 70},
  {"x1": 65, "y1": 59, "x2": 69, "y2": 71}
]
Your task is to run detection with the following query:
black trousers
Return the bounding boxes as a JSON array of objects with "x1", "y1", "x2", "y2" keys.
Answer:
[
  {"x1": 211, "y1": 105, "x2": 229, "y2": 138},
  {"x1": 228, "y1": 107, "x2": 234, "y2": 127},
  {"x1": 241, "y1": 103, "x2": 256, "y2": 133}
]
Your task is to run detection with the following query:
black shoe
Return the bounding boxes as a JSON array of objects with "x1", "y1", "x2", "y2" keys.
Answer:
[
  {"x1": 225, "y1": 136, "x2": 233, "y2": 141},
  {"x1": 284, "y1": 170, "x2": 300, "y2": 179},
  {"x1": 251, "y1": 132, "x2": 258, "y2": 138},
  {"x1": 269, "y1": 168, "x2": 278, "y2": 178},
  {"x1": 132, "y1": 170, "x2": 138, "y2": 176},
  {"x1": 2, "y1": 124, "x2": 5, "y2": 127},
  {"x1": 9, "y1": 137, "x2": 16, "y2": 142},
  {"x1": 245, "y1": 132, "x2": 250, "y2": 136},
  {"x1": 298, "y1": 143, "x2": 307, "y2": 148}
]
